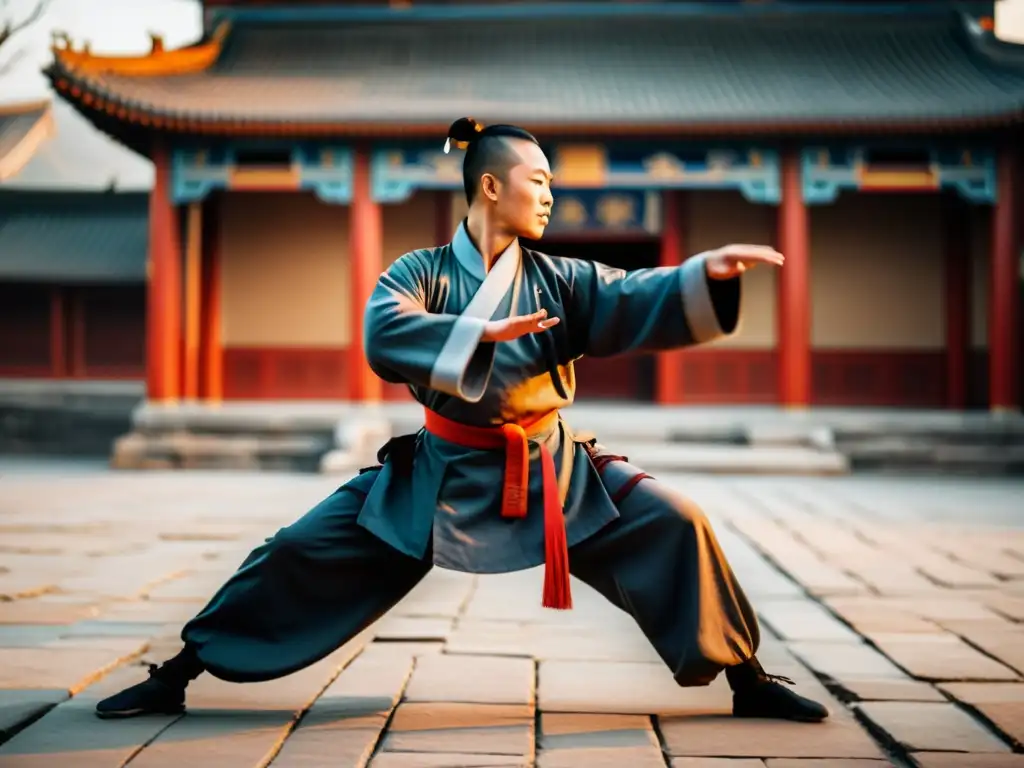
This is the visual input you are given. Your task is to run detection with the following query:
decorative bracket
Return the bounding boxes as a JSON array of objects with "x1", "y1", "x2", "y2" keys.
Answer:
[
  {"x1": 802, "y1": 146, "x2": 996, "y2": 205},
  {"x1": 171, "y1": 144, "x2": 353, "y2": 205},
  {"x1": 372, "y1": 143, "x2": 782, "y2": 206}
]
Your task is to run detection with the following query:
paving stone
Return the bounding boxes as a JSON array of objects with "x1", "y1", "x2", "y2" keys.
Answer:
[
  {"x1": 895, "y1": 598, "x2": 1004, "y2": 623},
  {"x1": 89, "y1": 600, "x2": 199, "y2": 624},
  {"x1": 392, "y1": 570, "x2": 476, "y2": 619},
  {"x1": 60, "y1": 621, "x2": 168, "y2": 638},
  {"x1": 939, "y1": 683, "x2": 1024, "y2": 704},
  {"x1": 914, "y1": 557, "x2": 1002, "y2": 589},
  {"x1": 0, "y1": 689, "x2": 69, "y2": 739},
  {"x1": 404, "y1": 654, "x2": 534, "y2": 705},
  {"x1": 838, "y1": 679, "x2": 946, "y2": 702},
  {"x1": 983, "y1": 594, "x2": 1024, "y2": 622},
  {"x1": 671, "y1": 761, "x2": 766, "y2": 768},
  {"x1": 445, "y1": 618, "x2": 661, "y2": 663},
  {"x1": 141, "y1": 574, "x2": 225, "y2": 602},
  {"x1": 359, "y1": 641, "x2": 446, "y2": 661},
  {"x1": 767, "y1": 761, "x2": 894, "y2": 768},
  {"x1": 821, "y1": 599, "x2": 944, "y2": 635},
  {"x1": 539, "y1": 746, "x2": 665, "y2": 767},
  {"x1": 539, "y1": 660, "x2": 737, "y2": 715},
  {"x1": 855, "y1": 701, "x2": 1011, "y2": 753},
  {"x1": 660, "y1": 687, "x2": 884, "y2": 759},
  {"x1": 0, "y1": 646, "x2": 145, "y2": 693},
  {"x1": 369, "y1": 754, "x2": 522, "y2": 767},
  {"x1": 381, "y1": 702, "x2": 532, "y2": 756},
  {"x1": 867, "y1": 633, "x2": 1019, "y2": 682},
  {"x1": 125, "y1": 642, "x2": 367, "y2": 767},
  {"x1": 42, "y1": 637, "x2": 149, "y2": 656},
  {"x1": 0, "y1": 696, "x2": 181, "y2": 767},
  {"x1": 967, "y1": 701, "x2": 1024, "y2": 745},
  {"x1": 271, "y1": 652, "x2": 414, "y2": 768},
  {"x1": 372, "y1": 616, "x2": 454, "y2": 642},
  {"x1": 756, "y1": 600, "x2": 862, "y2": 643},
  {"x1": 0, "y1": 626, "x2": 65, "y2": 647},
  {"x1": 0, "y1": 601, "x2": 102, "y2": 625},
  {"x1": 538, "y1": 712, "x2": 660, "y2": 751},
  {"x1": 913, "y1": 755, "x2": 1024, "y2": 768},
  {"x1": 787, "y1": 641, "x2": 910, "y2": 682},
  {"x1": 841, "y1": 564, "x2": 946, "y2": 595},
  {"x1": 0, "y1": 575, "x2": 60, "y2": 600}
]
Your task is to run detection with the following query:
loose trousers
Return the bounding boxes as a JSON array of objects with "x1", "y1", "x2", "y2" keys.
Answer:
[{"x1": 181, "y1": 470, "x2": 761, "y2": 686}]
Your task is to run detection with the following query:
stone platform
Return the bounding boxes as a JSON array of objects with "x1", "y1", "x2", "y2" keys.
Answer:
[
  {"x1": 0, "y1": 463, "x2": 1022, "y2": 766},
  {"x1": 112, "y1": 400, "x2": 1024, "y2": 476}
]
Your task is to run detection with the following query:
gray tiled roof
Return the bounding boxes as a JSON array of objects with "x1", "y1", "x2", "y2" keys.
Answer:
[
  {"x1": 47, "y1": 9, "x2": 1024, "y2": 130},
  {"x1": 0, "y1": 192, "x2": 148, "y2": 284}
]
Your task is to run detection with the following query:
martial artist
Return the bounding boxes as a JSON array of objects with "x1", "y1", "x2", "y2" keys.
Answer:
[{"x1": 95, "y1": 118, "x2": 828, "y2": 724}]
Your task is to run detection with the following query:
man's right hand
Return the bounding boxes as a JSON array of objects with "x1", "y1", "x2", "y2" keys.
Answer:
[{"x1": 481, "y1": 309, "x2": 560, "y2": 342}]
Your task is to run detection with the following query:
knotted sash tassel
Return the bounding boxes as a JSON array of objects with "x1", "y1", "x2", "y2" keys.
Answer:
[
  {"x1": 540, "y1": 444, "x2": 572, "y2": 610},
  {"x1": 500, "y1": 423, "x2": 529, "y2": 519},
  {"x1": 422, "y1": 408, "x2": 572, "y2": 610}
]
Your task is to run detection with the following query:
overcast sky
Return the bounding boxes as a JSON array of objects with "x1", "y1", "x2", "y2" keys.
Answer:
[{"x1": 1, "y1": 0, "x2": 202, "y2": 102}]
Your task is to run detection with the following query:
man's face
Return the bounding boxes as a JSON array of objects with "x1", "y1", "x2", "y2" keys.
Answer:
[{"x1": 491, "y1": 139, "x2": 554, "y2": 241}]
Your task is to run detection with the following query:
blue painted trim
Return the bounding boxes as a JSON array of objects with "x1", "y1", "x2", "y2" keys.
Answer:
[
  {"x1": 171, "y1": 149, "x2": 227, "y2": 205},
  {"x1": 170, "y1": 144, "x2": 354, "y2": 206},
  {"x1": 209, "y1": 1, "x2": 966, "y2": 26},
  {"x1": 373, "y1": 143, "x2": 782, "y2": 204},
  {"x1": 801, "y1": 145, "x2": 997, "y2": 205}
]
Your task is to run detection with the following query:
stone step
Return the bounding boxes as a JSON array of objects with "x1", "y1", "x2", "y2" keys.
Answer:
[
  {"x1": 841, "y1": 439, "x2": 1024, "y2": 474},
  {"x1": 611, "y1": 442, "x2": 849, "y2": 476},
  {"x1": 111, "y1": 431, "x2": 333, "y2": 472}
]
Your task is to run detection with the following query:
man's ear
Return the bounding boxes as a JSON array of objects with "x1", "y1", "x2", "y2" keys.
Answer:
[{"x1": 480, "y1": 173, "x2": 500, "y2": 203}]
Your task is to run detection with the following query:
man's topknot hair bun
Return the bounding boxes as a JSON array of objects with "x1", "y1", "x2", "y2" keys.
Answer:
[{"x1": 444, "y1": 117, "x2": 485, "y2": 153}]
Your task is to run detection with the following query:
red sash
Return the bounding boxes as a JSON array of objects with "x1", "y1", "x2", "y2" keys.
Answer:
[{"x1": 423, "y1": 409, "x2": 572, "y2": 610}]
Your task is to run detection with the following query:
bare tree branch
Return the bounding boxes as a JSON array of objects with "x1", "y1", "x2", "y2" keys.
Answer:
[
  {"x1": 0, "y1": 0, "x2": 48, "y2": 78},
  {"x1": 0, "y1": 0, "x2": 49, "y2": 51}
]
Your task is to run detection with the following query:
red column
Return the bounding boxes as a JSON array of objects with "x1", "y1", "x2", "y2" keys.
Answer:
[
  {"x1": 656, "y1": 190, "x2": 684, "y2": 404},
  {"x1": 777, "y1": 147, "x2": 811, "y2": 407},
  {"x1": 349, "y1": 144, "x2": 384, "y2": 402},
  {"x1": 200, "y1": 195, "x2": 223, "y2": 402},
  {"x1": 944, "y1": 194, "x2": 971, "y2": 410},
  {"x1": 146, "y1": 145, "x2": 182, "y2": 402},
  {"x1": 182, "y1": 202, "x2": 202, "y2": 400},
  {"x1": 990, "y1": 145, "x2": 1020, "y2": 412},
  {"x1": 49, "y1": 287, "x2": 65, "y2": 378}
]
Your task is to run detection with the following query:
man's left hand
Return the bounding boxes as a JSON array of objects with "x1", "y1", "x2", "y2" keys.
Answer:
[{"x1": 704, "y1": 244, "x2": 785, "y2": 280}]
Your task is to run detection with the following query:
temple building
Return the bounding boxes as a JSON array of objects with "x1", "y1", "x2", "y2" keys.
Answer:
[
  {"x1": 0, "y1": 99, "x2": 149, "y2": 384},
  {"x1": 41, "y1": 0, "x2": 1024, "y2": 412}
]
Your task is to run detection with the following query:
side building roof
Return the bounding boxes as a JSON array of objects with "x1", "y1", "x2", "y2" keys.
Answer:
[
  {"x1": 0, "y1": 190, "x2": 148, "y2": 284},
  {"x1": 44, "y1": 4, "x2": 1024, "y2": 151},
  {"x1": 0, "y1": 100, "x2": 55, "y2": 181}
]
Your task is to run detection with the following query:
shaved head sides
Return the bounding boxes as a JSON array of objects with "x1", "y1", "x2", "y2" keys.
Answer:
[{"x1": 445, "y1": 118, "x2": 542, "y2": 203}]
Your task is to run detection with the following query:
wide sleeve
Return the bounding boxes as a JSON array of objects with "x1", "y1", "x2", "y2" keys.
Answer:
[
  {"x1": 566, "y1": 252, "x2": 741, "y2": 359},
  {"x1": 363, "y1": 251, "x2": 496, "y2": 402}
]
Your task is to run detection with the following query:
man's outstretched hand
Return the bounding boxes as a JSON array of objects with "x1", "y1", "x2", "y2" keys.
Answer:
[
  {"x1": 482, "y1": 309, "x2": 560, "y2": 343},
  {"x1": 705, "y1": 244, "x2": 785, "y2": 280}
]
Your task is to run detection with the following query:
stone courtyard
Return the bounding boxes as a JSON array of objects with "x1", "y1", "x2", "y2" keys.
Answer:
[{"x1": 0, "y1": 459, "x2": 1022, "y2": 767}]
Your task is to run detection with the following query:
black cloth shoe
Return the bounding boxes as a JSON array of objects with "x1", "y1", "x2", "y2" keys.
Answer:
[
  {"x1": 732, "y1": 673, "x2": 830, "y2": 723},
  {"x1": 95, "y1": 664, "x2": 186, "y2": 719}
]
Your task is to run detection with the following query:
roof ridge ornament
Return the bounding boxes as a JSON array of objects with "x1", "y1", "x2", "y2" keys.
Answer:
[{"x1": 50, "y1": 20, "x2": 231, "y2": 77}]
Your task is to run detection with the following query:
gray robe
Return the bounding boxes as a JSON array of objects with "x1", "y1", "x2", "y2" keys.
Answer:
[
  {"x1": 180, "y1": 221, "x2": 760, "y2": 685},
  {"x1": 358, "y1": 221, "x2": 740, "y2": 574}
]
